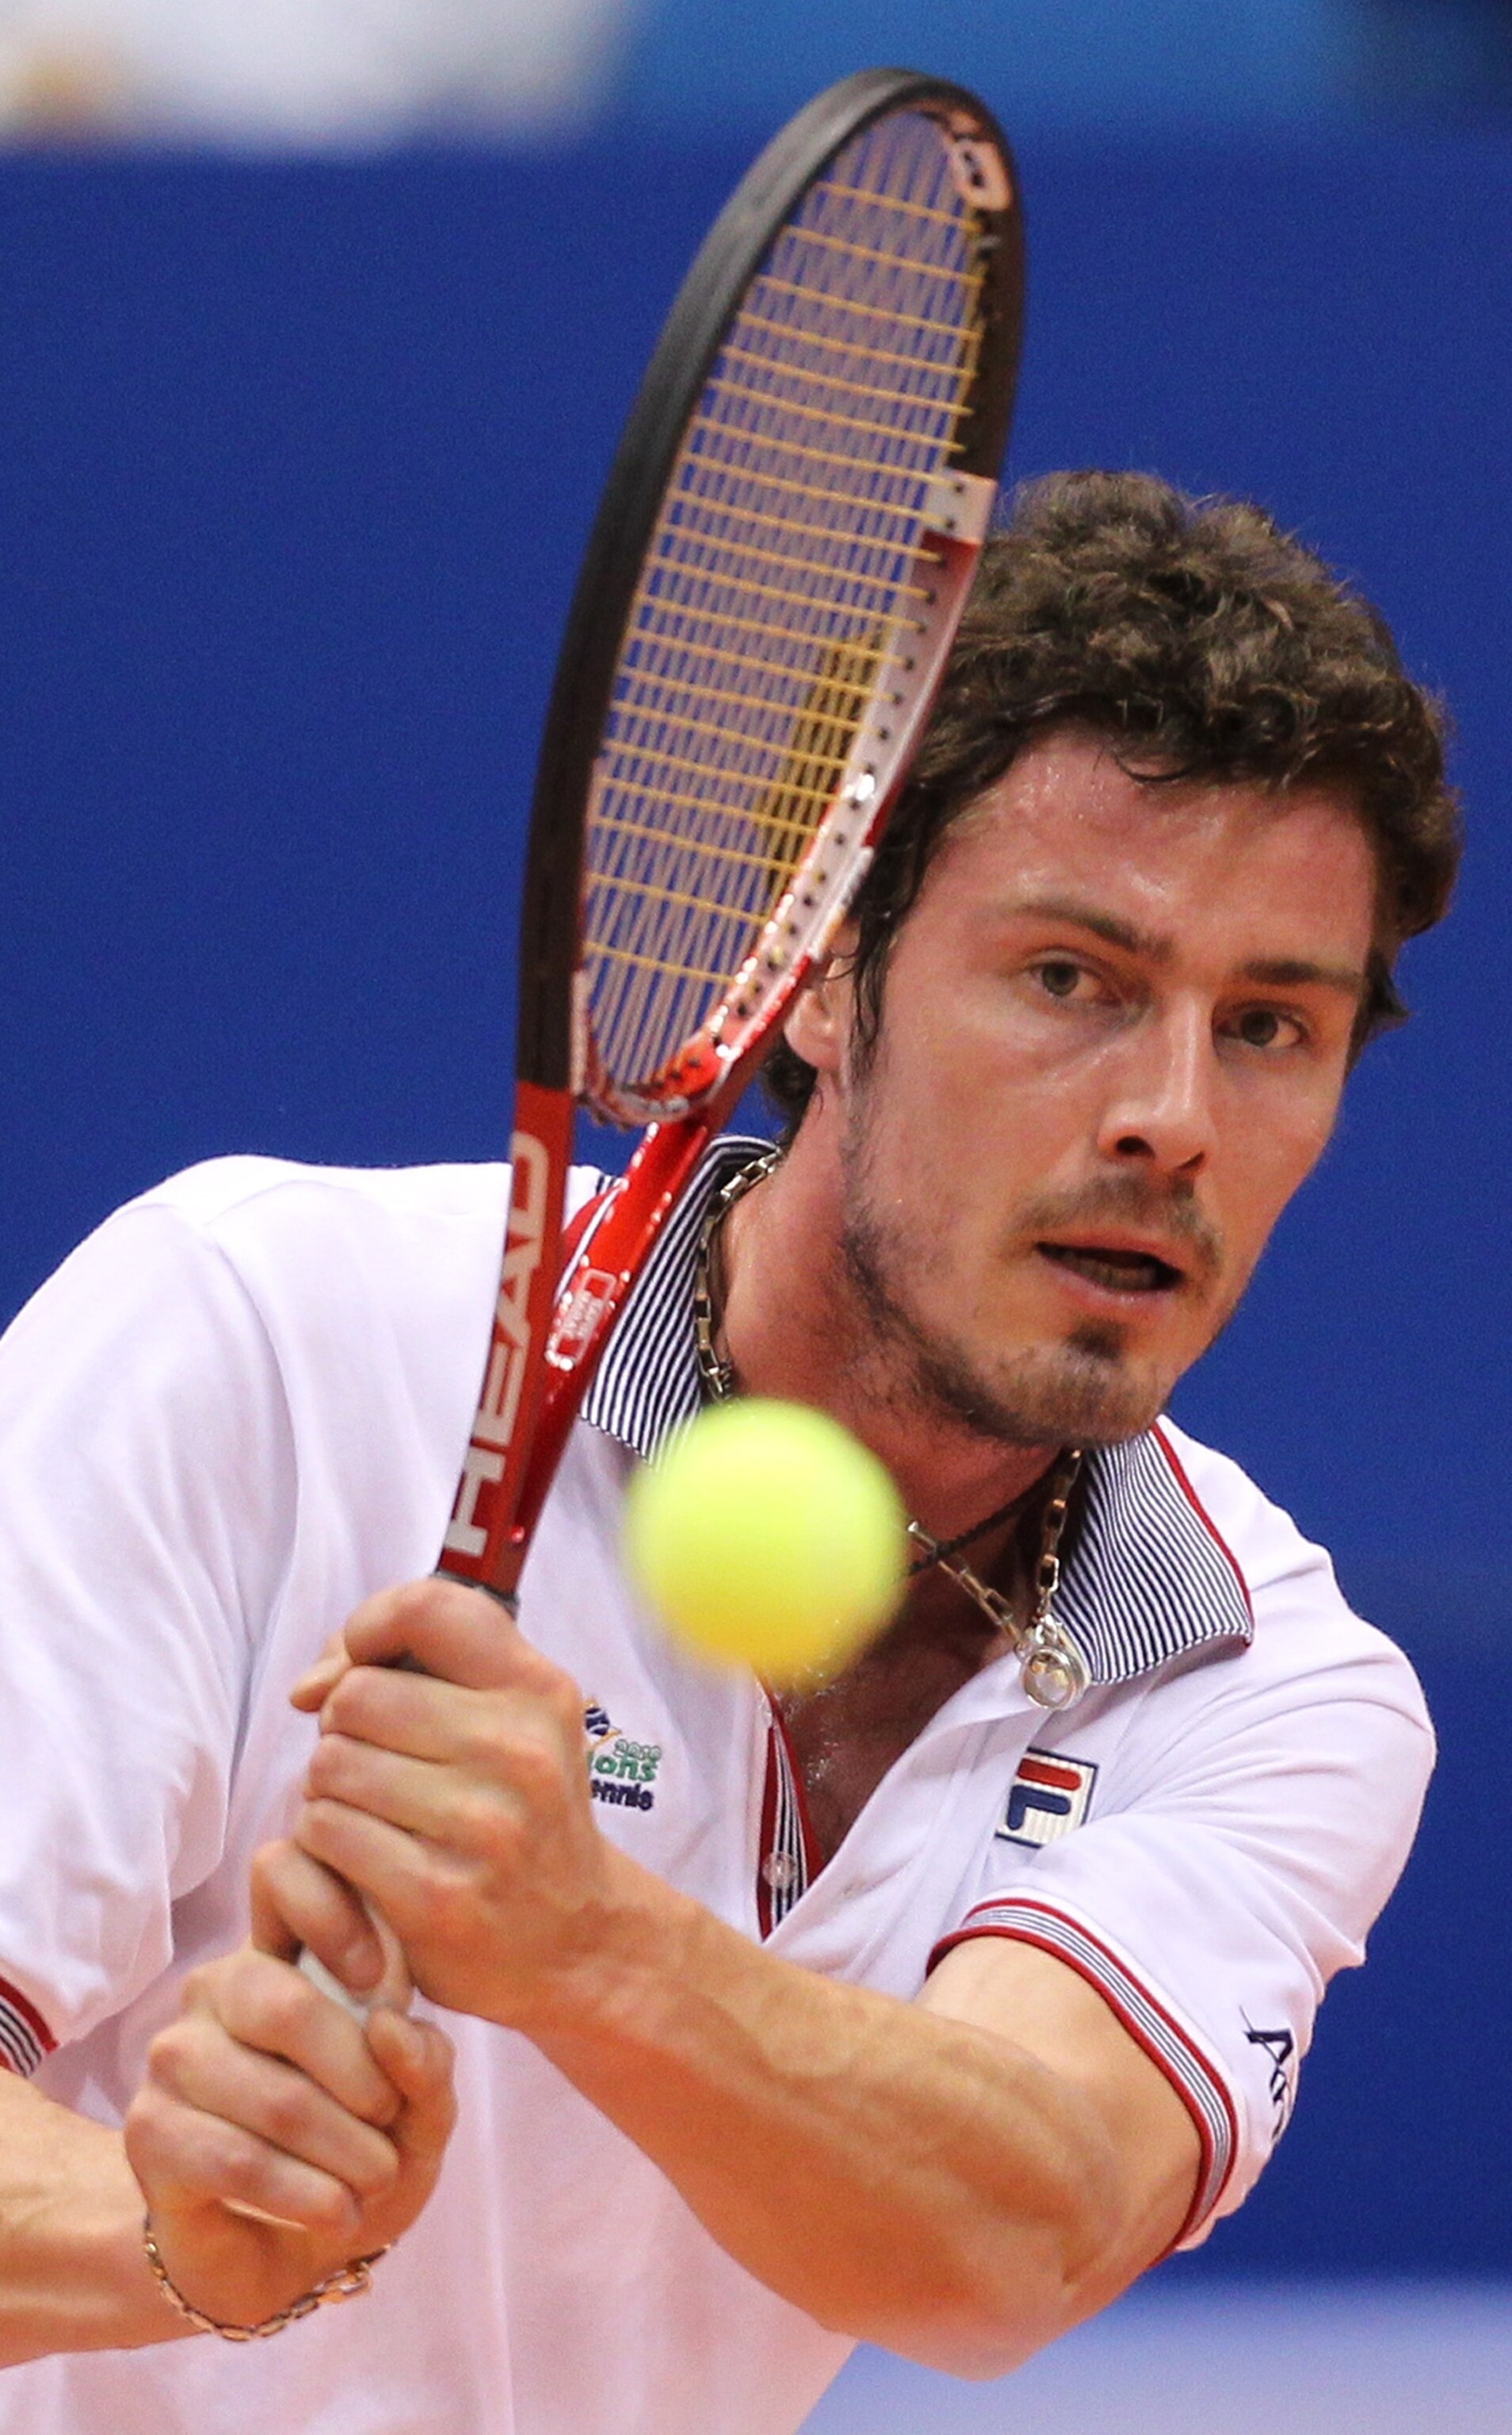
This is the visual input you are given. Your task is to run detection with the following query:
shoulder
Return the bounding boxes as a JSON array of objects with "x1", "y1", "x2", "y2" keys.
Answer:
[
  {"x1": 1144, "y1": 1418, "x2": 1432, "y2": 1747},
  {"x1": 130, "y1": 1152, "x2": 512, "y2": 1248},
  {"x1": 99, "y1": 1151, "x2": 620, "y2": 1328},
  {"x1": 3, "y1": 1154, "x2": 618, "y2": 1451},
  {"x1": 23, "y1": 1155, "x2": 508, "y2": 1367}
]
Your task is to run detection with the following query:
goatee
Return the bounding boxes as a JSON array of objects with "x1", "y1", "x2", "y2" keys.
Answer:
[{"x1": 839, "y1": 1208, "x2": 1166, "y2": 1447}]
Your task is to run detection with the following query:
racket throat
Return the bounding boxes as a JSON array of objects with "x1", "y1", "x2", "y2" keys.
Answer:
[{"x1": 439, "y1": 1080, "x2": 574, "y2": 1594}]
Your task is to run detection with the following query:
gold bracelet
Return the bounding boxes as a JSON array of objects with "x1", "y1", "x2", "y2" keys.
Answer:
[{"x1": 143, "y1": 2215, "x2": 391, "y2": 2342}]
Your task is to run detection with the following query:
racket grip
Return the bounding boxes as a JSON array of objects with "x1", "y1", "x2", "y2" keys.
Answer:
[
  {"x1": 298, "y1": 1946, "x2": 371, "y2": 2023},
  {"x1": 296, "y1": 1905, "x2": 414, "y2": 2020}
]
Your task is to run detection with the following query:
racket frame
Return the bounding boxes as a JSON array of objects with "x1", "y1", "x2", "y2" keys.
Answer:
[{"x1": 441, "y1": 69, "x2": 1024, "y2": 1600}]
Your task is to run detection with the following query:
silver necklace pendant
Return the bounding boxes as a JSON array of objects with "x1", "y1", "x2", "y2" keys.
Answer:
[
  {"x1": 1014, "y1": 1452, "x2": 1090, "y2": 1709},
  {"x1": 1018, "y1": 1627, "x2": 1093, "y2": 1711}
]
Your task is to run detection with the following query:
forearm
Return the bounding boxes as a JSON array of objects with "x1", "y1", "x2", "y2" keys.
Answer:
[
  {"x1": 532, "y1": 1866, "x2": 1121, "y2": 2378},
  {"x1": 0, "y1": 2070, "x2": 189, "y2": 2368}
]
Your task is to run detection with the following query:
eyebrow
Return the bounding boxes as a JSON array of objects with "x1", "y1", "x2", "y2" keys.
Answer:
[
  {"x1": 1236, "y1": 956, "x2": 1369, "y2": 1000},
  {"x1": 1006, "y1": 897, "x2": 1369, "y2": 999}
]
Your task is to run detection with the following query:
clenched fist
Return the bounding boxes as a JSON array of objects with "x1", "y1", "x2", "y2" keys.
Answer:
[
  {"x1": 283, "y1": 1577, "x2": 647, "y2": 2034},
  {"x1": 123, "y1": 1860, "x2": 455, "y2": 2335}
]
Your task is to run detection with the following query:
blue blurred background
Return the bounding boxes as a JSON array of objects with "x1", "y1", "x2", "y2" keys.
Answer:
[{"x1": 1, "y1": 0, "x2": 1507, "y2": 2422}]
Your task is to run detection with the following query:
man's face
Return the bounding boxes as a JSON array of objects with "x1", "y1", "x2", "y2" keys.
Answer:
[{"x1": 790, "y1": 727, "x2": 1379, "y2": 1447}]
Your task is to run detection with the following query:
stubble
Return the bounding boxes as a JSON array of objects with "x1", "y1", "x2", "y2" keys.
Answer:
[{"x1": 836, "y1": 1098, "x2": 1228, "y2": 1451}]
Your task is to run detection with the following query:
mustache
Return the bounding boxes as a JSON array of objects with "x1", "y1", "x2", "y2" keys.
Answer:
[{"x1": 1010, "y1": 1174, "x2": 1224, "y2": 1287}]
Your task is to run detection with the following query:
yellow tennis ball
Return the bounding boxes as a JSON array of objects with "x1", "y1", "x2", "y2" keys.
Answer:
[{"x1": 624, "y1": 1398, "x2": 907, "y2": 1686}]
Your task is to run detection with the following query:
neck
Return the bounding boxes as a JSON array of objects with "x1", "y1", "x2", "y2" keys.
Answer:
[{"x1": 717, "y1": 1125, "x2": 1057, "y2": 1542}]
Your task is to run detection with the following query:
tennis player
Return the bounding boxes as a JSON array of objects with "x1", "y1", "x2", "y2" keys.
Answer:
[{"x1": 0, "y1": 475, "x2": 1459, "y2": 2435}]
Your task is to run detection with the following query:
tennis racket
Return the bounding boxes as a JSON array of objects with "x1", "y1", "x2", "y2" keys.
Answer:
[
  {"x1": 441, "y1": 66, "x2": 1025, "y2": 1607},
  {"x1": 293, "y1": 66, "x2": 1024, "y2": 2026}
]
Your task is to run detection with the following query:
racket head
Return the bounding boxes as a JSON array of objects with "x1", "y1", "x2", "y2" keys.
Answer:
[
  {"x1": 517, "y1": 67, "x2": 1025, "y2": 1123},
  {"x1": 443, "y1": 70, "x2": 1025, "y2": 1595}
]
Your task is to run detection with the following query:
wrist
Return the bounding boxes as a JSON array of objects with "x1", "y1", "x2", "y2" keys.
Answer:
[
  {"x1": 0, "y1": 2099, "x2": 200, "y2": 2368},
  {"x1": 520, "y1": 1849, "x2": 704, "y2": 2051},
  {"x1": 142, "y1": 2213, "x2": 389, "y2": 2342}
]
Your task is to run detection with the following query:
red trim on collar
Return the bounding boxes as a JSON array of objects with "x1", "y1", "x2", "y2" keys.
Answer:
[
  {"x1": 769, "y1": 1699, "x2": 823, "y2": 1883},
  {"x1": 756, "y1": 1722, "x2": 781, "y2": 1940},
  {"x1": 756, "y1": 1703, "x2": 822, "y2": 1938}
]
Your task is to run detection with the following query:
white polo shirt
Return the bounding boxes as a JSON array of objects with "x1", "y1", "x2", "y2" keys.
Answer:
[{"x1": 0, "y1": 1145, "x2": 1433, "y2": 2435}]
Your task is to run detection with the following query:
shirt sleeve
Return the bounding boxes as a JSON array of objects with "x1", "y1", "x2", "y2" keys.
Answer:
[
  {"x1": 0, "y1": 1192, "x2": 296, "y2": 2071},
  {"x1": 929, "y1": 1569, "x2": 1434, "y2": 2247}
]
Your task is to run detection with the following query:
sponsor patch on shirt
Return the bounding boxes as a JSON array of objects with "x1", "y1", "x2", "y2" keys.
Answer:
[
  {"x1": 582, "y1": 1700, "x2": 662, "y2": 1814},
  {"x1": 996, "y1": 1749, "x2": 1098, "y2": 1848}
]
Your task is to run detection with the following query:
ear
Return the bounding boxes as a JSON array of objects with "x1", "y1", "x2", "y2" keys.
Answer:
[{"x1": 781, "y1": 921, "x2": 858, "y2": 1077}]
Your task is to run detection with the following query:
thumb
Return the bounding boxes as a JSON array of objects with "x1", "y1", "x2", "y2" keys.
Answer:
[{"x1": 289, "y1": 1629, "x2": 353, "y2": 1714}]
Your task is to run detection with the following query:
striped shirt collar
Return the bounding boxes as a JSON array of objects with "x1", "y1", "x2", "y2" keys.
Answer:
[{"x1": 581, "y1": 1136, "x2": 1253, "y2": 1689}]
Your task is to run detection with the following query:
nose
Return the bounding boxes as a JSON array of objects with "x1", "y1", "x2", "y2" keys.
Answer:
[{"x1": 1094, "y1": 999, "x2": 1216, "y2": 1179}]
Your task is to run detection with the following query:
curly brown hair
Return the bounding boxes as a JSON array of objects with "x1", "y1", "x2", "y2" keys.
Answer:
[{"x1": 764, "y1": 469, "x2": 1461, "y2": 1129}]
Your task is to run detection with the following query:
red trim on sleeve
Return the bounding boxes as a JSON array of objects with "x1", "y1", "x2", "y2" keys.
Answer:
[
  {"x1": 1153, "y1": 1422, "x2": 1253, "y2": 1620},
  {"x1": 0, "y1": 1971, "x2": 56, "y2": 2075},
  {"x1": 929, "y1": 1897, "x2": 1239, "y2": 2250}
]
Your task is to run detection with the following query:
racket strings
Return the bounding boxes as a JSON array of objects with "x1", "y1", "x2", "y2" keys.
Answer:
[{"x1": 583, "y1": 107, "x2": 989, "y2": 1101}]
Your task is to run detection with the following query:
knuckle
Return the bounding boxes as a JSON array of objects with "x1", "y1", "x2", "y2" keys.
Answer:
[
  {"x1": 178, "y1": 1961, "x2": 213, "y2": 2009},
  {"x1": 501, "y1": 1731, "x2": 560, "y2": 1799},
  {"x1": 298, "y1": 1795, "x2": 348, "y2": 1856},
  {"x1": 212, "y1": 2133, "x2": 277, "y2": 2206},
  {"x1": 361, "y1": 2077, "x2": 403, "y2": 2135},
  {"x1": 304, "y1": 1734, "x2": 350, "y2": 1795},
  {"x1": 146, "y1": 2018, "x2": 198, "y2": 2088},
  {"x1": 258, "y1": 1967, "x2": 316, "y2": 2047},
  {"x1": 249, "y1": 1837, "x2": 302, "y2": 1904},
  {"x1": 426, "y1": 1873, "x2": 480, "y2": 1946},
  {"x1": 124, "y1": 2078, "x2": 171, "y2": 2149},
  {"x1": 460, "y1": 1707, "x2": 512, "y2": 1776},
  {"x1": 387, "y1": 1578, "x2": 442, "y2": 1645},
  {"x1": 313, "y1": 2179, "x2": 360, "y2": 2233},
  {"x1": 258, "y1": 2072, "x2": 313, "y2": 2149},
  {"x1": 546, "y1": 1675, "x2": 585, "y2": 1736},
  {"x1": 323, "y1": 1670, "x2": 372, "y2": 1734},
  {"x1": 517, "y1": 1641, "x2": 576, "y2": 1705},
  {"x1": 471, "y1": 1810, "x2": 519, "y2": 1875},
  {"x1": 504, "y1": 1723, "x2": 569, "y2": 1802},
  {"x1": 356, "y1": 2137, "x2": 400, "y2": 2199}
]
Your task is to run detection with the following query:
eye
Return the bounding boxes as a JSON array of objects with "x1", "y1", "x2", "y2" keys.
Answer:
[
  {"x1": 1228, "y1": 1007, "x2": 1304, "y2": 1050},
  {"x1": 1033, "y1": 957, "x2": 1093, "y2": 1000}
]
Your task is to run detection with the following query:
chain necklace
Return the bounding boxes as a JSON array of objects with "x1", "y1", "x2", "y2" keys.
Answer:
[{"x1": 692, "y1": 1153, "x2": 1091, "y2": 1712}]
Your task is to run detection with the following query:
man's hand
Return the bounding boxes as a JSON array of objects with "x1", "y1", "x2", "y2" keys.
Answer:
[
  {"x1": 286, "y1": 1577, "x2": 635, "y2": 2032},
  {"x1": 122, "y1": 1913, "x2": 454, "y2": 2334}
]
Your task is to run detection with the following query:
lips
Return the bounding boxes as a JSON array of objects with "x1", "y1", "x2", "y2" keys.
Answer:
[{"x1": 1037, "y1": 1241, "x2": 1186, "y2": 1295}]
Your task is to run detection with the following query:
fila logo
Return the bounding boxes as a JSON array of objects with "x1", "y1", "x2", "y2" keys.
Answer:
[
  {"x1": 443, "y1": 1130, "x2": 551, "y2": 1559},
  {"x1": 996, "y1": 1749, "x2": 1099, "y2": 1848}
]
